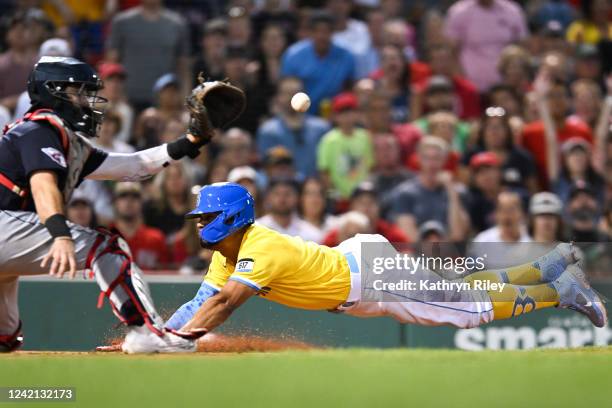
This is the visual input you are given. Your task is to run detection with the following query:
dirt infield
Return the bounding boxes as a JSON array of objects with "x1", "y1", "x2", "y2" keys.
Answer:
[{"x1": 95, "y1": 332, "x2": 315, "y2": 353}]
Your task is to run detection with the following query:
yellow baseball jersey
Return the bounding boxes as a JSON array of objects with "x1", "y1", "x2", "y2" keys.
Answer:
[{"x1": 204, "y1": 224, "x2": 351, "y2": 310}]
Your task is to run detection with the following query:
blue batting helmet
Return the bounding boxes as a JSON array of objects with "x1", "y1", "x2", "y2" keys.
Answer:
[{"x1": 186, "y1": 182, "x2": 255, "y2": 244}]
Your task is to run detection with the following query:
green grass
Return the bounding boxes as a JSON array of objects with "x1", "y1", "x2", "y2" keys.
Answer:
[{"x1": 1, "y1": 348, "x2": 611, "y2": 408}]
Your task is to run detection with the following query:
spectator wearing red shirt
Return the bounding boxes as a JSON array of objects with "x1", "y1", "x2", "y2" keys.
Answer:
[
  {"x1": 412, "y1": 44, "x2": 481, "y2": 120},
  {"x1": 521, "y1": 78, "x2": 593, "y2": 188},
  {"x1": 322, "y1": 181, "x2": 409, "y2": 246},
  {"x1": 112, "y1": 182, "x2": 169, "y2": 270}
]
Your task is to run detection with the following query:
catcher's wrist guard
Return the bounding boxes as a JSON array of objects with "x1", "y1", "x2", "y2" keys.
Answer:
[
  {"x1": 167, "y1": 136, "x2": 203, "y2": 160},
  {"x1": 45, "y1": 214, "x2": 72, "y2": 239}
]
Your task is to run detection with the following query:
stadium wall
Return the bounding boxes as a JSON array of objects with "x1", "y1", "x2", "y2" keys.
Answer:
[{"x1": 18, "y1": 277, "x2": 612, "y2": 351}]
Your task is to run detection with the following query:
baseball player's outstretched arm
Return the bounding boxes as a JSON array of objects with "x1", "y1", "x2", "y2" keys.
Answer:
[
  {"x1": 30, "y1": 170, "x2": 77, "y2": 278},
  {"x1": 179, "y1": 280, "x2": 256, "y2": 334}
]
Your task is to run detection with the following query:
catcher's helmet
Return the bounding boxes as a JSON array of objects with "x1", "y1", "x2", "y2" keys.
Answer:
[
  {"x1": 27, "y1": 56, "x2": 106, "y2": 136},
  {"x1": 186, "y1": 182, "x2": 255, "y2": 244}
]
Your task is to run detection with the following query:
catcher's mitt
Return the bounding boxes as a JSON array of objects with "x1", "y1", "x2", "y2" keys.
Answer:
[{"x1": 186, "y1": 74, "x2": 246, "y2": 143}]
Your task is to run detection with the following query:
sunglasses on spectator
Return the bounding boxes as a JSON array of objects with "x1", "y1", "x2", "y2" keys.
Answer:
[{"x1": 485, "y1": 106, "x2": 506, "y2": 118}]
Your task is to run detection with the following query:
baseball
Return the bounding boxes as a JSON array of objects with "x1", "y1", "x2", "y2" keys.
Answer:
[{"x1": 291, "y1": 92, "x2": 311, "y2": 112}]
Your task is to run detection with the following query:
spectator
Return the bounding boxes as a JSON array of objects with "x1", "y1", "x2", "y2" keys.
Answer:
[
  {"x1": 299, "y1": 177, "x2": 338, "y2": 237},
  {"x1": 574, "y1": 44, "x2": 603, "y2": 83},
  {"x1": 414, "y1": 75, "x2": 458, "y2": 119},
  {"x1": 327, "y1": 0, "x2": 371, "y2": 61},
  {"x1": 335, "y1": 210, "x2": 372, "y2": 242},
  {"x1": 486, "y1": 84, "x2": 524, "y2": 120},
  {"x1": 106, "y1": 0, "x2": 191, "y2": 111},
  {"x1": 528, "y1": 192, "x2": 564, "y2": 244},
  {"x1": 355, "y1": 7, "x2": 385, "y2": 79},
  {"x1": 133, "y1": 73, "x2": 189, "y2": 149},
  {"x1": 112, "y1": 182, "x2": 170, "y2": 270},
  {"x1": 93, "y1": 111, "x2": 135, "y2": 154},
  {"x1": 317, "y1": 92, "x2": 373, "y2": 200},
  {"x1": 416, "y1": 43, "x2": 481, "y2": 120},
  {"x1": 566, "y1": 0, "x2": 612, "y2": 45},
  {"x1": 97, "y1": 62, "x2": 133, "y2": 144},
  {"x1": 600, "y1": 202, "x2": 612, "y2": 237},
  {"x1": 523, "y1": 76, "x2": 593, "y2": 187},
  {"x1": 497, "y1": 45, "x2": 533, "y2": 95},
  {"x1": 262, "y1": 146, "x2": 298, "y2": 186},
  {"x1": 365, "y1": 91, "x2": 423, "y2": 163},
  {"x1": 565, "y1": 180, "x2": 610, "y2": 242},
  {"x1": 257, "y1": 76, "x2": 330, "y2": 177},
  {"x1": 323, "y1": 181, "x2": 409, "y2": 246},
  {"x1": 381, "y1": 19, "x2": 418, "y2": 63},
  {"x1": 66, "y1": 192, "x2": 97, "y2": 229},
  {"x1": 418, "y1": 220, "x2": 448, "y2": 243},
  {"x1": 369, "y1": 44, "x2": 411, "y2": 122},
  {"x1": 13, "y1": 38, "x2": 73, "y2": 120},
  {"x1": 257, "y1": 178, "x2": 323, "y2": 243},
  {"x1": 444, "y1": 0, "x2": 528, "y2": 92},
  {"x1": 248, "y1": 23, "x2": 288, "y2": 107},
  {"x1": 0, "y1": 12, "x2": 38, "y2": 111},
  {"x1": 389, "y1": 136, "x2": 470, "y2": 242},
  {"x1": 473, "y1": 191, "x2": 532, "y2": 243},
  {"x1": 553, "y1": 138, "x2": 606, "y2": 206},
  {"x1": 463, "y1": 107, "x2": 537, "y2": 192},
  {"x1": 571, "y1": 79, "x2": 602, "y2": 129},
  {"x1": 369, "y1": 133, "x2": 413, "y2": 210},
  {"x1": 193, "y1": 18, "x2": 228, "y2": 83},
  {"x1": 144, "y1": 161, "x2": 194, "y2": 237},
  {"x1": 219, "y1": 127, "x2": 255, "y2": 168},
  {"x1": 466, "y1": 152, "x2": 503, "y2": 233},
  {"x1": 223, "y1": 46, "x2": 267, "y2": 134},
  {"x1": 227, "y1": 6, "x2": 252, "y2": 47},
  {"x1": 281, "y1": 11, "x2": 355, "y2": 115}
]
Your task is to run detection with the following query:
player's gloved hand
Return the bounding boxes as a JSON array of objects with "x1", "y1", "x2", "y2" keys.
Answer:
[
  {"x1": 185, "y1": 73, "x2": 246, "y2": 145},
  {"x1": 41, "y1": 237, "x2": 77, "y2": 278}
]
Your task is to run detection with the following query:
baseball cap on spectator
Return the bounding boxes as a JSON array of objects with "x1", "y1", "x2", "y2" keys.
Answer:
[
  {"x1": 153, "y1": 73, "x2": 180, "y2": 94},
  {"x1": 418, "y1": 220, "x2": 447, "y2": 240},
  {"x1": 568, "y1": 180, "x2": 596, "y2": 200},
  {"x1": 529, "y1": 192, "x2": 563, "y2": 216},
  {"x1": 264, "y1": 146, "x2": 294, "y2": 167},
  {"x1": 228, "y1": 166, "x2": 257, "y2": 183},
  {"x1": 204, "y1": 18, "x2": 228, "y2": 36},
  {"x1": 350, "y1": 181, "x2": 376, "y2": 200},
  {"x1": 332, "y1": 92, "x2": 358, "y2": 113},
  {"x1": 469, "y1": 152, "x2": 501, "y2": 169},
  {"x1": 424, "y1": 75, "x2": 453, "y2": 95},
  {"x1": 541, "y1": 20, "x2": 564, "y2": 37},
  {"x1": 114, "y1": 182, "x2": 142, "y2": 198},
  {"x1": 561, "y1": 137, "x2": 591, "y2": 154},
  {"x1": 39, "y1": 38, "x2": 71, "y2": 58},
  {"x1": 98, "y1": 62, "x2": 126, "y2": 80},
  {"x1": 68, "y1": 190, "x2": 91, "y2": 207}
]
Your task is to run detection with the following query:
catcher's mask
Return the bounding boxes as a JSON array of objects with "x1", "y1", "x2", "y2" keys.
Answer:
[
  {"x1": 27, "y1": 56, "x2": 107, "y2": 136},
  {"x1": 186, "y1": 182, "x2": 255, "y2": 245}
]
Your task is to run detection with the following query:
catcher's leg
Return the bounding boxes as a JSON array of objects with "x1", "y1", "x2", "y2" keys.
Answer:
[
  {"x1": 0, "y1": 210, "x2": 163, "y2": 335},
  {"x1": 0, "y1": 276, "x2": 23, "y2": 352}
]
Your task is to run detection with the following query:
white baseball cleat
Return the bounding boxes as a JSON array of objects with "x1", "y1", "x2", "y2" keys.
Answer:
[{"x1": 121, "y1": 326, "x2": 196, "y2": 354}]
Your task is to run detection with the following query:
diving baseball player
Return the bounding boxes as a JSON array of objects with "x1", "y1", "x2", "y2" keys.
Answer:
[
  {"x1": 122, "y1": 182, "x2": 607, "y2": 353},
  {"x1": 0, "y1": 56, "x2": 244, "y2": 352}
]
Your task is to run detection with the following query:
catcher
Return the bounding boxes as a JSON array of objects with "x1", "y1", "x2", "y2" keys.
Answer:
[
  {"x1": 0, "y1": 56, "x2": 245, "y2": 352},
  {"x1": 123, "y1": 182, "x2": 607, "y2": 353}
]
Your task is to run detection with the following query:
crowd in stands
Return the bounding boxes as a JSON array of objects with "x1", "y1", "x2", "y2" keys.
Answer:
[{"x1": 1, "y1": 0, "x2": 611, "y2": 275}]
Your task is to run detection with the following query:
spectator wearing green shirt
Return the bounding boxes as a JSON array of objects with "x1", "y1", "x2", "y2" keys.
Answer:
[{"x1": 317, "y1": 92, "x2": 373, "y2": 200}]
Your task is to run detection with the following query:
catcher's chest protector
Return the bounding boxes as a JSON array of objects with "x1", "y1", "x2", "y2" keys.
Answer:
[{"x1": 10, "y1": 110, "x2": 93, "y2": 204}]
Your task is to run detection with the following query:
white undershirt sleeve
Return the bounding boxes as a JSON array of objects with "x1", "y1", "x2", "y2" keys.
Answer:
[{"x1": 85, "y1": 144, "x2": 174, "y2": 181}]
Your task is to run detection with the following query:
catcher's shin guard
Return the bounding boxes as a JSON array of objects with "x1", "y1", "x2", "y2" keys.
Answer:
[
  {"x1": 0, "y1": 320, "x2": 23, "y2": 352},
  {"x1": 86, "y1": 231, "x2": 163, "y2": 336}
]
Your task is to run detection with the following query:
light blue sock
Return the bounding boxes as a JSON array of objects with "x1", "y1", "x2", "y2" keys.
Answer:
[{"x1": 165, "y1": 282, "x2": 219, "y2": 330}]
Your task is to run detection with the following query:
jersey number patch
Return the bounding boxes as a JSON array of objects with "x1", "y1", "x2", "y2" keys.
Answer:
[{"x1": 236, "y1": 258, "x2": 254, "y2": 273}]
